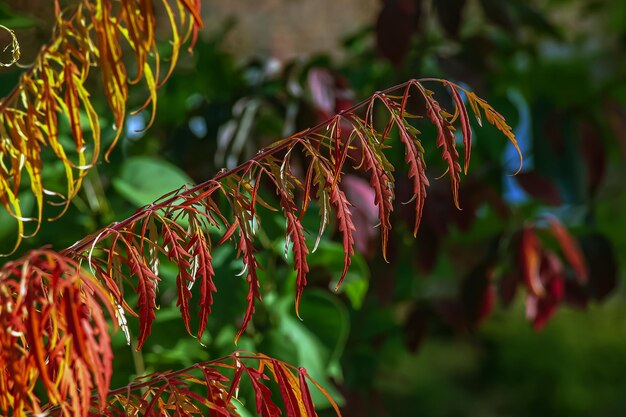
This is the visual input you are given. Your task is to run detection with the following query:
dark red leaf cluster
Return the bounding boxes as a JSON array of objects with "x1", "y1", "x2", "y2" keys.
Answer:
[{"x1": 504, "y1": 217, "x2": 602, "y2": 330}]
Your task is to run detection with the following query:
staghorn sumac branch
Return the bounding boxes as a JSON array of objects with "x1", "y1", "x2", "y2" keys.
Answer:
[
  {"x1": 42, "y1": 352, "x2": 340, "y2": 417},
  {"x1": 0, "y1": 0, "x2": 202, "y2": 252},
  {"x1": 60, "y1": 78, "x2": 521, "y2": 348},
  {"x1": 0, "y1": 250, "x2": 338, "y2": 417},
  {"x1": 1, "y1": 77, "x2": 521, "y2": 416}
]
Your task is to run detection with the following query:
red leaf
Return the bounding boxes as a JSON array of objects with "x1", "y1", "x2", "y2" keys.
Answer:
[
  {"x1": 298, "y1": 367, "x2": 342, "y2": 417},
  {"x1": 384, "y1": 80, "x2": 431, "y2": 237},
  {"x1": 235, "y1": 230, "x2": 262, "y2": 343},
  {"x1": 398, "y1": 127, "x2": 429, "y2": 236},
  {"x1": 546, "y1": 216, "x2": 587, "y2": 284},
  {"x1": 526, "y1": 252, "x2": 565, "y2": 330},
  {"x1": 449, "y1": 84, "x2": 472, "y2": 173},
  {"x1": 161, "y1": 222, "x2": 195, "y2": 334},
  {"x1": 286, "y1": 208, "x2": 310, "y2": 316},
  {"x1": 242, "y1": 364, "x2": 281, "y2": 417},
  {"x1": 126, "y1": 245, "x2": 159, "y2": 350},
  {"x1": 353, "y1": 118, "x2": 394, "y2": 258},
  {"x1": 269, "y1": 162, "x2": 310, "y2": 316},
  {"x1": 330, "y1": 184, "x2": 356, "y2": 289},
  {"x1": 421, "y1": 87, "x2": 461, "y2": 207},
  {"x1": 217, "y1": 218, "x2": 240, "y2": 246},
  {"x1": 519, "y1": 227, "x2": 545, "y2": 298},
  {"x1": 299, "y1": 368, "x2": 318, "y2": 417},
  {"x1": 272, "y1": 360, "x2": 301, "y2": 417},
  {"x1": 179, "y1": 0, "x2": 204, "y2": 48},
  {"x1": 187, "y1": 232, "x2": 217, "y2": 339}
]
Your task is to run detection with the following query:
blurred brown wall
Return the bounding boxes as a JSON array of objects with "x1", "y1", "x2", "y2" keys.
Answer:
[
  {"x1": 4, "y1": 0, "x2": 379, "y2": 62},
  {"x1": 201, "y1": 0, "x2": 378, "y2": 60}
]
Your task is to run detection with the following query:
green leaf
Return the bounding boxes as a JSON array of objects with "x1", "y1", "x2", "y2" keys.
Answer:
[
  {"x1": 0, "y1": 3, "x2": 36, "y2": 28},
  {"x1": 310, "y1": 241, "x2": 370, "y2": 309},
  {"x1": 263, "y1": 289, "x2": 349, "y2": 409},
  {"x1": 112, "y1": 156, "x2": 193, "y2": 207}
]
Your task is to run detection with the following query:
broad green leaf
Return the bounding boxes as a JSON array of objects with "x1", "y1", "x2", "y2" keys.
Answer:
[
  {"x1": 112, "y1": 156, "x2": 193, "y2": 208},
  {"x1": 310, "y1": 241, "x2": 370, "y2": 310},
  {"x1": 263, "y1": 289, "x2": 349, "y2": 408}
]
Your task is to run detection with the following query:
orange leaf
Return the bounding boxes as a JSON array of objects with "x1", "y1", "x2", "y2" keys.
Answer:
[
  {"x1": 547, "y1": 216, "x2": 588, "y2": 284},
  {"x1": 520, "y1": 227, "x2": 546, "y2": 298}
]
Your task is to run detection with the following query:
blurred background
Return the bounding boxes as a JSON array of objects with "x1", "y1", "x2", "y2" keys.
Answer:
[{"x1": 2, "y1": 0, "x2": 626, "y2": 415}]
